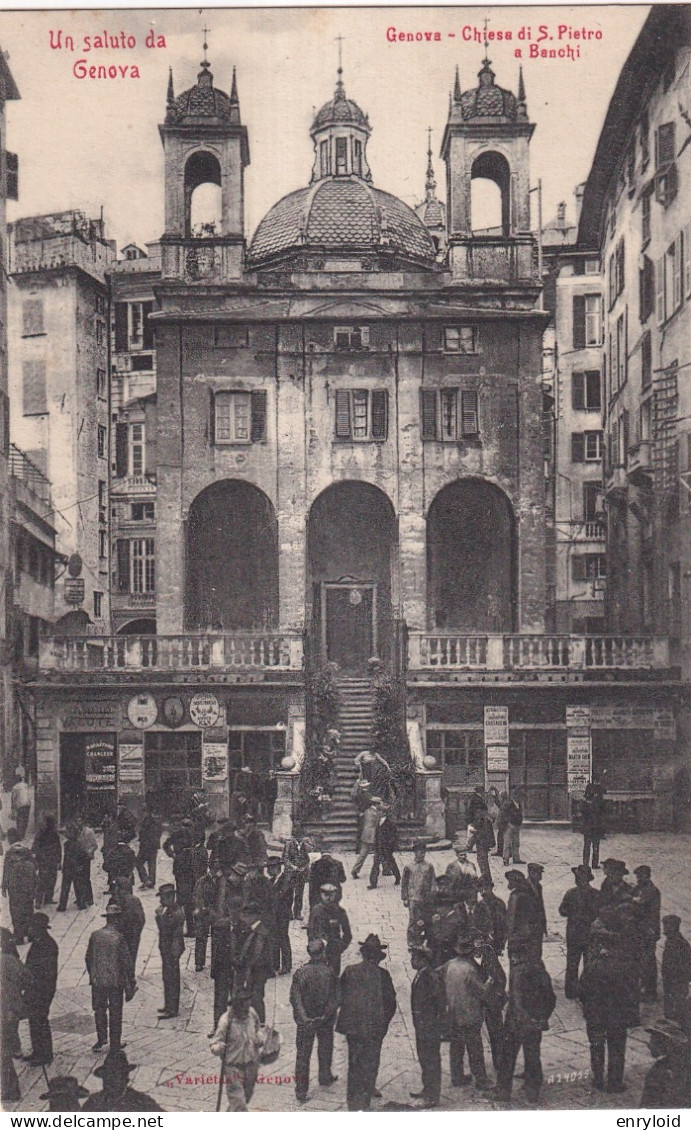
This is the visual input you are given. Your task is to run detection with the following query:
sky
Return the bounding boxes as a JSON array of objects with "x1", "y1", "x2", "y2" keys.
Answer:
[{"x1": 2, "y1": 6, "x2": 649, "y2": 252}]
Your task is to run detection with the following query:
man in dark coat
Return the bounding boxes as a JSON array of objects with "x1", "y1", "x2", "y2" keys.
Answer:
[
  {"x1": 639, "y1": 1017, "x2": 690, "y2": 1108},
  {"x1": 234, "y1": 906, "x2": 273, "y2": 1024},
  {"x1": 309, "y1": 851, "x2": 346, "y2": 909},
  {"x1": 282, "y1": 825, "x2": 311, "y2": 920},
  {"x1": 632, "y1": 864, "x2": 661, "y2": 1001},
  {"x1": 192, "y1": 832, "x2": 209, "y2": 885},
  {"x1": 2, "y1": 837, "x2": 36, "y2": 943},
  {"x1": 559, "y1": 865, "x2": 599, "y2": 998},
  {"x1": 85, "y1": 904, "x2": 136, "y2": 1052},
  {"x1": 103, "y1": 840, "x2": 137, "y2": 893},
  {"x1": 578, "y1": 931, "x2": 639, "y2": 1093},
  {"x1": 57, "y1": 823, "x2": 89, "y2": 911},
  {"x1": 661, "y1": 914, "x2": 691, "y2": 1024},
  {"x1": 155, "y1": 883, "x2": 185, "y2": 1019},
  {"x1": 116, "y1": 803, "x2": 137, "y2": 845},
  {"x1": 599, "y1": 858, "x2": 633, "y2": 907},
  {"x1": 368, "y1": 804, "x2": 400, "y2": 889},
  {"x1": 526, "y1": 863, "x2": 548, "y2": 956},
  {"x1": 209, "y1": 864, "x2": 247, "y2": 1027},
  {"x1": 479, "y1": 878, "x2": 507, "y2": 955},
  {"x1": 581, "y1": 782, "x2": 605, "y2": 868},
  {"x1": 474, "y1": 811, "x2": 495, "y2": 884},
  {"x1": 81, "y1": 1049, "x2": 164, "y2": 1112},
  {"x1": 336, "y1": 934, "x2": 397, "y2": 1111},
  {"x1": 408, "y1": 944, "x2": 445, "y2": 1108},
  {"x1": 243, "y1": 815, "x2": 268, "y2": 867},
  {"x1": 32, "y1": 815, "x2": 62, "y2": 907},
  {"x1": 266, "y1": 856, "x2": 293, "y2": 974},
  {"x1": 474, "y1": 933, "x2": 507, "y2": 1072},
  {"x1": 112, "y1": 876, "x2": 146, "y2": 968},
  {"x1": 290, "y1": 937, "x2": 340, "y2": 1103},
  {"x1": 193, "y1": 863, "x2": 217, "y2": 973},
  {"x1": 24, "y1": 913, "x2": 58, "y2": 1066},
  {"x1": 501, "y1": 791, "x2": 524, "y2": 866},
  {"x1": 163, "y1": 820, "x2": 196, "y2": 936},
  {"x1": 505, "y1": 869, "x2": 543, "y2": 961},
  {"x1": 135, "y1": 806, "x2": 162, "y2": 889},
  {"x1": 495, "y1": 939, "x2": 555, "y2": 1103},
  {"x1": 308, "y1": 883, "x2": 352, "y2": 976}
]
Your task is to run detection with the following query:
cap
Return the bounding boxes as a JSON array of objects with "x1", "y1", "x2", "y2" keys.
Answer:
[
  {"x1": 157, "y1": 883, "x2": 176, "y2": 897},
  {"x1": 662, "y1": 914, "x2": 682, "y2": 928},
  {"x1": 102, "y1": 904, "x2": 122, "y2": 917},
  {"x1": 231, "y1": 862, "x2": 250, "y2": 876},
  {"x1": 645, "y1": 1018, "x2": 688, "y2": 1045},
  {"x1": 527, "y1": 863, "x2": 544, "y2": 874},
  {"x1": 602, "y1": 858, "x2": 628, "y2": 874},
  {"x1": 412, "y1": 839, "x2": 427, "y2": 850},
  {"x1": 266, "y1": 855, "x2": 282, "y2": 866},
  {"x1": 409, "y1": 944, "x2": 433, "y2": 959},
  {"x1": 572, "y1": 865, "x2": 594, "y2": 881},
  {"x1": 320, "y1": 882, "x2": 338, "y2": 893},
  {"x1": 370, "y1": 796, "x2": 383, "y2": 805},
  {"x1": 307, "y1": 938, "x2": 326, "y2": 957},
  {"x1": 94, "y1": 1050, "x2": 137, "y2": 1078},
  {"x1": 39, "y1": 1076, "x2": 90, "y2": 1102},
  {"x1": 633, "y1": 865, "x2": 651, "y2": 878},
  {"x1": 505, "y1": 869, "x2": 525, "y2": 881},
  {"x1": 31, "y1": 912, "x2": 51, "y2": 930}
]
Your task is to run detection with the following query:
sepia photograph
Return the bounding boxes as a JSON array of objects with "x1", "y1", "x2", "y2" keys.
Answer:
[{"x1": 0, "y1": 2, "x2": 690, "y2": 1114}]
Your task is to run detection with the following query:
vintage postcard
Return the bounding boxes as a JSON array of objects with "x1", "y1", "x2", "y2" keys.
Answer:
[{"x1": 0, "y1": 3, "x2": 690, "y2": 1116}]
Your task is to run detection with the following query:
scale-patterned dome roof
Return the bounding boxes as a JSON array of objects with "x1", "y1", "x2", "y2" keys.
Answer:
[
  {"x1": 249, "y1": 177, "x2": 436, "y2": 266},
  {"x1": 459, "y1": 61, "x2": 518, "y2": 122},
  {"x1": 311, "y1": 73, "x2": 370, "y2": 133},
  {"x1": 165, "y1": 62, "x2": 235, "y2": 125}
]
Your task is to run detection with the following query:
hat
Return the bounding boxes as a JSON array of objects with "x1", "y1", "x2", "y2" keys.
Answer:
[
  {"x1": 645, "y1": 1018, "x2": 688, "y2": 1046},
  {"x1": 505, "y1": 869, "x2": 525, "y2": 881},
  {"x1": 412, "y1": 839, "x2": 427, "y2": 851},
  {"x1": 633, "y1": 865, "x2": 651, "y2": 878},
  {"x1": 240, "y1": 766, "x2": 253, "y2": 774},
  {"x1": 102, "y1": 904, "x2": 122, "y2": 917},
  {"x1": 40, "y1": 1075, "x2": 90, "y2": 1102},
  {"x1": 572, "y1": 865, "x2": 594, "y2": 881},
  {"x1": 157, "y1": 883, "x2": 176, "y2": 897},
  {"x1": 266, "y1": 855, "x2": 282, "y2": 866},
  {"x1": 231, "y1": 862, "x2": 249, "y2": 876},
  {"x1": 370, "y1": 796, "x2": 383, "y2": 805},
  {"x1": 602, "y1": 858, "x2": 629, "y2": 874},
  {"x1": 31, "y1": 912, "x2": 51, "y2": 930},
  {"x1": 663, "y1": 914, "x2": 682, "y2": 928},
  {"x1": 320, "y1": 882, "x2": 338, "y2": 893},
  {"x1": 360, "y1": 933, "x2": 388, "y2": 954},
  {"x1": 527, "y1": 863, "x2": 544, "y2": 874},
  {"x1": 409, "y1": 944, "x2": 433, "y2": 959},
  {"x1": 478, "y1": 877, "x2": 494, "y2": 889},
  {"x1": 94, "y1": 1050, "x2": 137, "y2": 1078},
  {"x1": 307, "y1": 938, "x2": 326, "y2": 957},
  {"x1": 454, "y1": 935, "x2": 476, "y2": 955}
]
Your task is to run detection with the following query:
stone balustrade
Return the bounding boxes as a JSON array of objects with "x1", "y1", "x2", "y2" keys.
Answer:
[
  {"x1": 408, "y1": 633, "x2": 670, "y2": 671},
  {"x1": 39, "y1": 631, "x2": 304, "y2": 672}
]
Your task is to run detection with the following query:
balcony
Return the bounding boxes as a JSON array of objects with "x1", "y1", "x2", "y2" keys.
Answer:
[
  {"x1": 39, "y1": 631, "x2": 304, "y2": 674},
  {"x1": 627, "y1": 439, "x2": 653, "y2": 488},
  {"x1": 408, "y1": 633, "x2": 670, "y2": 673},
  {"x1": 605, "y1": 466, "x2": 628, "y2": 495},
  {"x1": 447, "y1": 235, "x2": 537, "y2": 285}
]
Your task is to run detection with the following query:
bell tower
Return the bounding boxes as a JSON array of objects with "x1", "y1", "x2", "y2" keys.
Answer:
[{"x1": 158, "y1": 39, "x2": 250, "y2": 281}]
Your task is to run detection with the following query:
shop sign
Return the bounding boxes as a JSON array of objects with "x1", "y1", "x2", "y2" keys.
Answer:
[
  {"x1": 567, "y1": 731, "x2": 591, "y2": 795},
  {"x1": 654, "y1": 710, "x2": 676, "y2": 741},
  {"x1": 486, "y1": 746, "x2": 509, "y2": 772},
  {"x1": 589, "y1": 705, "x2": 673, "y2": 731},
  {"x1": 127, "y1": 693, "x2": 158, "y2": 729},
  {"x1": 63, "y1": 701, "x2": 118, "y2": 730},
  {"x1": 565, "y1": 706, "x2": 591, "y2": 728},
  {"x1": 161, "y1": 696, "x2": 185, "y2": 728},
  {"x1": 85, "y1": 737, "x2": 116, "y2": 785},
  {"x1": 484, "y1": 706, "x2": 508, "y2": 746},
  {"x1": 64, "y1": 578, "x2": 85, "y2": 605},
  {"x1": 190, "y1": 692, "x2": 220, "y2": 729},
  {"x1": 203, "y1": 743, "x2": 228, "y2": 781},
  {"x1": 119, "y1": 743, "x2": 144, "y2": 782}
]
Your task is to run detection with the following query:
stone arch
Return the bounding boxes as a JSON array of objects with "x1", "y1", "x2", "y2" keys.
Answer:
[
  {"x1": 184, "y1": 150, "x2": 222, "y2": 236},
  {"x1": 470, "y1": 150, "x2": 511, "y2": 236},
  {"x1": 185, "y1": 479, "x2": 279, "y2": 631},
  {"x1": 426, "y1": 478, "x2": 517, "y2": 631},
  {"x1": 117, "y1": 618, "x2": 156, "y2": 635}
]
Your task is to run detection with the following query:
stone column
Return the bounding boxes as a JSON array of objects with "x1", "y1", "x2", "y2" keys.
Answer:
[
  {"x1": 276, "y1": 328, "x2": 307, "y2": 632},
  {"x1": 420, "y1": 770, "x2": 445, "y2": 840},
  {"x1": 272, "y1": 772, "x2": 296, "y2": 840},
  {"x1": 397, "y1": 328, "x2": 427, "y2": 630}
]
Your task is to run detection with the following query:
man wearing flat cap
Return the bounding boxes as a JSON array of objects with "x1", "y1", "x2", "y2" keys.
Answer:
[
  {"x1": 25, "y1": 913, "x2": 58, "y2": 1066},
  {"x1": 155, "y1": 883, "x2": 185, "y2": 1019},
  {"x1": 559, "y1": 865, "x2": 599, "y2": 998},
  {"x1": 308, "y1": 883, "x2": 352, "y2": 976},
  {"x1": 639, "y1": 1018, "x2": 690, "y2": 1108},
  {"x1": 409, "y1": 945, "x2": 445, "y2": 1107},
  {"x1": 661, "y1": 915, "x2": 691, "y2": 1024},
  {"x1": 632, "y1": 865, "x2": 661, "y2": 1002},
  {"x1": 443, "y1": 934, "x2": 493, "y2": 1091},
  {"x1": 85, "y1": 904, "x2": 136, "y2": 1053},
  {"x1": 82, "y1": 1049, "x2": 164, "y2": 1112},
  {"x1": 337, "y1": 934, "x2": 397, "y2": 1110},
  {"x1": 290, "y1": 937, "x2": 340, "y2": 1103}
]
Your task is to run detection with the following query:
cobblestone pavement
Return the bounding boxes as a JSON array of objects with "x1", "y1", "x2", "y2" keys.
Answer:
[{"x1": 3, "y1": 827, "x2": 690, "y2": 1113}]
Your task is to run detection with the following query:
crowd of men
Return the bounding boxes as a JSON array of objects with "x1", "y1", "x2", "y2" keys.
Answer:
[{"x1": 1, "y1": 782, "x2": 690, "y2": 1113}]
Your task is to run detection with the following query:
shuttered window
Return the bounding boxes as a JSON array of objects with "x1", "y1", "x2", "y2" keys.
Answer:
[
  {"x1": 22, "y1": 360, "x2": 47, "y2": 415},
  {"x1": 422, "y1": 389, "x2": 480, "y2": 440},
  {"x1": 333, "y1": 389, "x2": 388, "y2": 441},
  {"x1": 572, "y1": 431, "x2": 603, "y2": 464},
  {"x1": 117, "y1": 539, "x2": 130, "y2": 592},
  {"x1": 656, "y1": 257, "x2": 666, "y2": 324},
  {"x1": 115, "y1": 423, "x2": 128, "y2": 478},
  {"x1": 22, "y1": 299, "x2": 44, "y2": 336},
  {"x1": 114, "y1": 303, "x2": 128, "y2": 351},
  {"x1": 212, "y1": 390, "x2": 268, "y2": 444},
  {"x1": 655, "y1": 122, "x2": 676, "y2": 168},
  {"x1": 421, "y1": 389, "x2": 437, "y2": 439},
  {"x1": 572, "y1": 371, "x2": 601, "y2": 411},
  {"x1": 573, "y1": 296, "x2": 586, "y2": 349}
]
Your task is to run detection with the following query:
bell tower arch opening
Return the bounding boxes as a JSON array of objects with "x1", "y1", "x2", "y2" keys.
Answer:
[
  {"x1": 471, "y1": 150, "x2": 511, "y2": 236},
  {"x1": 185, "y1": 150, "x2": 222, "y2": 236},
  {"x1": 427, "y1": 479, "x2": 517, "y2": 632}
]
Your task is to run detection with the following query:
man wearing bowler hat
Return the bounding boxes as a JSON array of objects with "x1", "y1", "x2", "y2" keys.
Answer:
[
  {"x1": 408, "y1": 944, "x2": 445, "y2": 1108},
  {"x1": 290, "y1": 937, "x2": 340, "y2": 1103},
  {"x1": 156, "y1": 883, "x2": 185, "y2": 1019},
  {"x1": 336, "y1": 934, "x2": 397, "y2": 1110},
  {"x1": 599, "y1": 859, "x2": 632, "y2": 907},
  {"x1": 85, "y1": 904, "x2": 136, "y2": 1053},
  {"x1": 82, "y1": 1048, "x2": 164, "y2": 1112},
  {"x1": 632, "y1": 864, "x2": 661, "y2": 1001},
  {"x1": 559, "y1": 865, "x2": 599, "y2": 998},
  {"x1": 24, "y1": 912, "x2": 58, "y2": 1066}
]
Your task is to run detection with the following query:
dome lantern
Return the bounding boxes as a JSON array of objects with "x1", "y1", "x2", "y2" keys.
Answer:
[{"x1": 309, "y1": 65, "x2": 372, "y2": 184}]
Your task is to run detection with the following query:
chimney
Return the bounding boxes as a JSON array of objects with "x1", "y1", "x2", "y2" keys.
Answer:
[
  {"x1": 557, "y1": 202, "x2": 567, "y2": 228},
  {"x1": 574, "y1": 183, "x2": 585, "y2": 224}
]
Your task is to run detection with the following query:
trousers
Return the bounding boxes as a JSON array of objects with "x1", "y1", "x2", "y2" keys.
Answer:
[
  {"x1": 497, "y1": 1023, "x2": 543, "y2": 1099},
  {"x1": 640, "y1": 935, "x2": 658, "y2": 999},
  {"x1": 449, "y1": 1021, "x2": 488, "y2": 1085},
  {"x1": 346, "y1": 1035, "x2": 383, "y2": 1110},
  {"x1": 484, "y1": 1000, "x2": 505, "y2": 1070},
  {"x1": 223, "y1": 1062, "x2": 258, "y2": 1111},
  {"x1": 213, "y1": 968, "x2": 233, "y2": 1027},
  {"x1": 161, "y1": 952, "x2": 181, "y2": 1015},
  {"x1": 476, "y1": 845, "x2": 492, "y2": 884},
  {"x1": 502, "y1": 825, "x2": 521, "y2": 865},
  {"x1": 36, "y1": 866, "x2": 58, "y2": 906},
  {"x1": 414, "y1": 1030, "x2": 441, "y2": 1101},
  {"x1": 565, "y1": 939, "x2": 588, "y2": 999},
  {"x1": 28, "y1": 999, "x2": 54, "y2": 1063},
  {"x1": 369, "y1": 851, "x2": 401, "y2": 887},
  {"x1": 582, "y1": 832, "x2": 601, "y2": 868},
  {"x1": 195, "y1": 921, "x2": 209, "y2": 970},
  {"x1": 586, "y1": 1021, "x2": 627, "y2": 1088},
  {"x1": 352, "y1": 842, "x2": 375, "y2": 877},
  {"x1": 136, "y1": 848, "x2": 158, "y2": 887},
  {"x1": 291, "y1": 875, "x2": 306, "y2": 919},
  {"x1": 295, "y1": 1021, "x2": 335, "y2": 1097},
  {"x1": 272, "y1": 917, "x2": 292, "y2": 973},
  {"x1": 92, "y1": 986, "x2": 124, "y2": 1049}
]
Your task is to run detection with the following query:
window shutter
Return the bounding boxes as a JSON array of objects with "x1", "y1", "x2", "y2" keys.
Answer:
[
  {"x1": 114, "y1": 303, "x2": 128, "y2": 351},
  {"x1": 656, "y1": 122, "x2": 675, "y2": 168},
  {"x1": 5, "y1": 152, "x2": 18, "y2": 201},
  {"x1": 573, "y1": 296, "x2": 586, "y2": 349},
  {"x1": 572, "y1": 555, "x2": 586, "y2": 582},
  {"x1": 142, "y1": 301, "x2": 155, "y2": 350},
  {"x1": 22, "y1": 360, "x2": 47, "y2": 415},
  {"x1": 421, "y1": 389, "x2": 437, "y2": 439},
  {"x1": 571, "y1": 433, "x2": 585, "y2": 463},
  {"x1": 572, "y1": 372, "x2": 585, "y2": 410},
  {"x1": 371, "y1": 390, "x2": 388, "y2": 439},
  {"x1": 250, "y1": 390, "x2": 267, "y2": 442},
  {"x1": 209, "y1": 390, "x2": 216, "y2": 445},
  {"x1": 460, "y1": 390, "x2": 479, "y2": 435},
  {"x1": 684, "y1": 224, "x2": 691, "y2": 298},
  {"x1": 117, "y1": 539, "x2": 130, "y2": 593},
  {"x1": 335, "y1": 390, "x2": 352, "y2": 438},
  {"x1": 656, "y1": 257, "x2": 665, "y2": 324},
  {"x1": 115, "y1": 423, "x2": 128, "y2": 477},
  {"x1": 22, "y1": 299, "x2": 44, "y2": 336}
]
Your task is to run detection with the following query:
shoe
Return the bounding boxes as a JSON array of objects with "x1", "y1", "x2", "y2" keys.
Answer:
[
  {"x1": 351, "y1": 874, "x2": 359, "y2": 880},
  {"x1": 195, "y1": 965, "x2": 205, "y2": 973},
  {"x1": 409, "y1": 1091, "x2": 428, "y2": 1099},
  {"x1": 371, "y1": 1088, "x2": 382, "y2": 1098},
  {"x1": 493, "y1": 1087, "x2": 511, "y2": 1101},
  {"x1": 593, "y1": 864, "x2": 601, "y2": 869},
  {"x1": 451, "y1": 1075, "x2": 473, "y2": 1088},
  {"x1": 394, "y1": 879, "x2": 401, "y2": 886},
  {"x1": 592, "y1": 1078, "x2": 605, "y2": 1092},
  {"x1": 607, "y1": 1083, "x2": 627, "y2": 1094},
  {"x1": 92, "y1": 1042, "x2": 108, "y2": 1053},
  {"x1": 157, "y1": 1007, "x2": 170, "y2": 1013},
  {"x1": 44, "y1": 899, "x2": 56, "y2": 905},
  {"x1": 158, "y1": 1012, "x2": 178, "y2": 1019},
  {"x1": 514, "y1": 859, "x2": 526, "y2": 865},
  {"x1": 296, "y1": 1094, "x2": 308, "y2": 1104},
  {"x1": 492, "y1": 853, "x2": 502, "y2": 857},
  {"x1": 367, "y1": 885, "x2": 377, "y2": 890},
  {"x1": 184, "y1": 932, "x2": 195, "y2": 939},
  {"x1": 138, "y1": 884, "x2": 149, "y2": 891},
  {"x1": 475, "y1": 1080, "x2": 493, "y2": 1091},
  {"x1": 320, "y1": 1075, "x2": 338, "y2": 1086},
  {"x1": 25, "y1": 1057, "x2": 52, "y2": 1067}
]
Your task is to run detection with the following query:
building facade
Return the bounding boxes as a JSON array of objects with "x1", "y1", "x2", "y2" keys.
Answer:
[{"x1": 30, "y1": 45, "x2": 685, "y2": 834}]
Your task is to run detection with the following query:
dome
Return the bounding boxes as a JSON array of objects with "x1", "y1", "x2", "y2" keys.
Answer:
[
  {"x1": 459, "y1": 60, "x2": 518, "y2": 122},
  {"x1": 166, "y1": 61, "x2": 236, "y2": 126},
  {"x1": 249, "y1": 177, "x2": 436, "y2": 266},
  {"x1": 311, "y1": 72, "x2": 370, "y2": 134}
]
